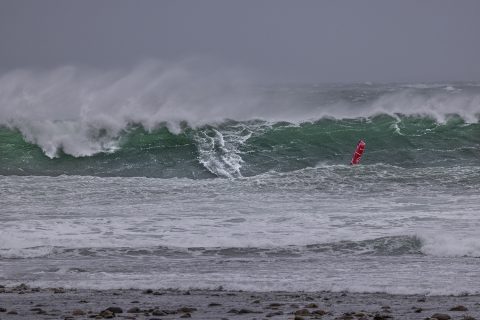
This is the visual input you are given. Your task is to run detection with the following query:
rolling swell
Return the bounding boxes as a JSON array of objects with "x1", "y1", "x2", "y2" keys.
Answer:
[{"x1": 1, "y1": 114, "x2": 479, "y2": 178}]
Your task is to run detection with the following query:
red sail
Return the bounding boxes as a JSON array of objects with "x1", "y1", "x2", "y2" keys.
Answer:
[{"x1": 350, "y1": 140, "x2": 366, "y2": 165}]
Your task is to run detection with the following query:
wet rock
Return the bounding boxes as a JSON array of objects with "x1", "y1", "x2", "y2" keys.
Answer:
[
  {"x1": 266, "y1": 311, "x2": 284, "y2": 317},
  {"x1": 208, "y1": 303, "x2": 222, "y2": 307},
  {"x1": 98, "y1": 310, "x2": 114, "y2": 319},
  {"x1": 7, "y1": 310, "x2": 18, "y2": 315},
  {"x1": 417, "y1": 297, "x2": 426, "y2": 302},
  {"x1": 337, "y1": 313, "x2": 354, "y2": 320},
  {"x1": 295, "y1": 309, "x2": 311, "y2": 316},
  {"x1": 373, "y1": 314, "x2": 392, "y2": 320},
  {"x1": 143, "y1": 289, "x2": 153, "y2": 294},
  {"x1": 431, "y1": 313, "x2": 451, "y2": 320},
  {"x1": 312, "y1": 309, "x2": 327, "y2": 316},
  {"x1": 227, "y1": 308, "x2": 259, "y2": 314},
  {"x1": 31, "y1": 307, "x2": 47, "y2": 315},
  {"x1": 305, "y1": 303, "x2": 318, "y2": 308},
  {"x1": 152, "y1": 291, "x2": 163, "y2": 295},
  {"x1": 180, "y1": 313, "x2": 191, "y2": 318},
  {"x1": 151, "y1": 310, "x2": 166, "y2": 316},
  {"x1": 268, "y1": 303, "x2": 283, "y2": 309},
  {"x1": 294, "y1": 316, "x2": 305, "y2": 320},
  {"x1": 14, "y1": 283, "x2": 29, "y2": 291},
  {"x1": 238, "y1": 308, "x2": 259, "y2": 314},
  {"x1": 178, "y1": 307, "x2": 197, "y2": 313},
  {"x1": 161, "y1": 309, "x2": 178, "y2": 315},
  {"x1": 53, "y1": 287, "x2": 66, "y2": 294},
  {"x1": 450, "y1": 305, "x2": 468, "y2": 311},
  {"x1": 462, "y1": 316, "x2": 477, "y2": 320},
  {"x1": 414, "y1": 307, "x2": 423, "y2": 313},
  {"x1": 72, "y1": 309, "x2": 86, "y2": 315},
  {"x1": 252, "y1": 299, "x2": 261, "y2": 304},
  {"x1": 127, "y1": 307, "x2": 142, "y2": 313},
  {"x1": 105, "y1": 307, "x2": 123, "y2": 314},
  {"x1": 0, "y1": 307, "x2": 6, "y2": 312}
]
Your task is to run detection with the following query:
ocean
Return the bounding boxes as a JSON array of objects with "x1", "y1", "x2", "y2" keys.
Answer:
[{"x1": 1, "y1": 66, "x2": 479, "y2": 296}]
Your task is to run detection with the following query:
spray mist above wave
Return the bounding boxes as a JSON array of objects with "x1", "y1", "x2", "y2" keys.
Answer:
[
  {"x1": 0, "y1": 60, "x2": 263, "y2": 158},
  {"x1": 0, "y1": 60, "x2": 479, "y2": 161}
]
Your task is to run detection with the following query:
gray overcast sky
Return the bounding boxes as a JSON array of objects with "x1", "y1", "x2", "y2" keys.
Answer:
[{"x1": 1, "y1": 0, "x2": 480, "y2": 83}]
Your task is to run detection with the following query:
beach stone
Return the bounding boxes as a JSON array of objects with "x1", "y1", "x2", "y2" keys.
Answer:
[
  {"x1": 178, "y1": 307, "x2": 197, "y2": 313},
  {"x1": 72, "y1": 309, "x2": 86, "y2": 315},
  {"x1": 98, "y1": 310, "x2": 114, "y2": 318},
  {"x1": 268, "y1": 303, "x2": 283, "y2": 309},
  {"x1": 127, "y1": 307, "x2": 141, "y2": 313},
  {"x1": 414, "y1": 307, "x2": 423, "y2": 313},
  {"x1": 431, "y1": 314, "x2": 451, "y2": 320},
  {"x1": 151, "y1": 310, "x2": 166, "y2": 316},
  {"x1": 180, "y1": 313, "x2": 191, "y2": 318},
  {"x1": 294, "y1": 316, "x2": 305, "y2": 320},
  {"x1": 266, "y1": 311, "x2": 284, "y2": 317},
  {"x1": 312, "y1": 309, "x2": 327, "y2": 315},
  {"x1": 339, "y1": 313, "x2": 354, "y2": 320},
  {"x1": 450, "y1": 305, "x2": 468, "y2": 311},
  {"x1": 208, "y1": 303, "x2": 222, "y2": 307},
  {"x1": 7, "y1": 310, "x2": 18, "y2": 314},
  {"x1": 14, "y1": 283, "x2": 29, "y2": 291},
  {"x1": 105, "y1": 307, "x2": 123, "y2": 314},
  {"x1": 238, "y1": 308, "x2": 258, "y2": 314},
  {"x1": 142, "y1": 289, "x2": 153, "y2": 294},
  {"x1": 0, "y1": 307, "x2": 6, "y2": 312},
  {"x1": 295, "y1": 309, "x2": 311, "y2": 316},
  {"x1": 305, "y1": 303, "x2": 318, "y2": 308},
  {"x1": 373, "y1": 314, "x2": 392, "y2": 320}
]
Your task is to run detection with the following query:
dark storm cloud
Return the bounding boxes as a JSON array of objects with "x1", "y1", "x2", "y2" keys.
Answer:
[{"x1": 1, "y1": 0, "x2": 479, "y2": 82}]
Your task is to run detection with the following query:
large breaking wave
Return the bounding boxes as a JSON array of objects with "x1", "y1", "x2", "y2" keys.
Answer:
[{"x1": 1, "y1": 62, "x2": 479, "y2": 178}]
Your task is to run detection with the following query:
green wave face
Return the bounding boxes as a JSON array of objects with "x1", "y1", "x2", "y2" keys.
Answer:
[{"x1": 1, "y1": 115, "x2": 479, "y2": 178}]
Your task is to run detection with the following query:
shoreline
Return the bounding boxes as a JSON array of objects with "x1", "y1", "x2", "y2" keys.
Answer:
[{"x1": 0, "y1": 284, "x2": 478, "y2": 319}]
